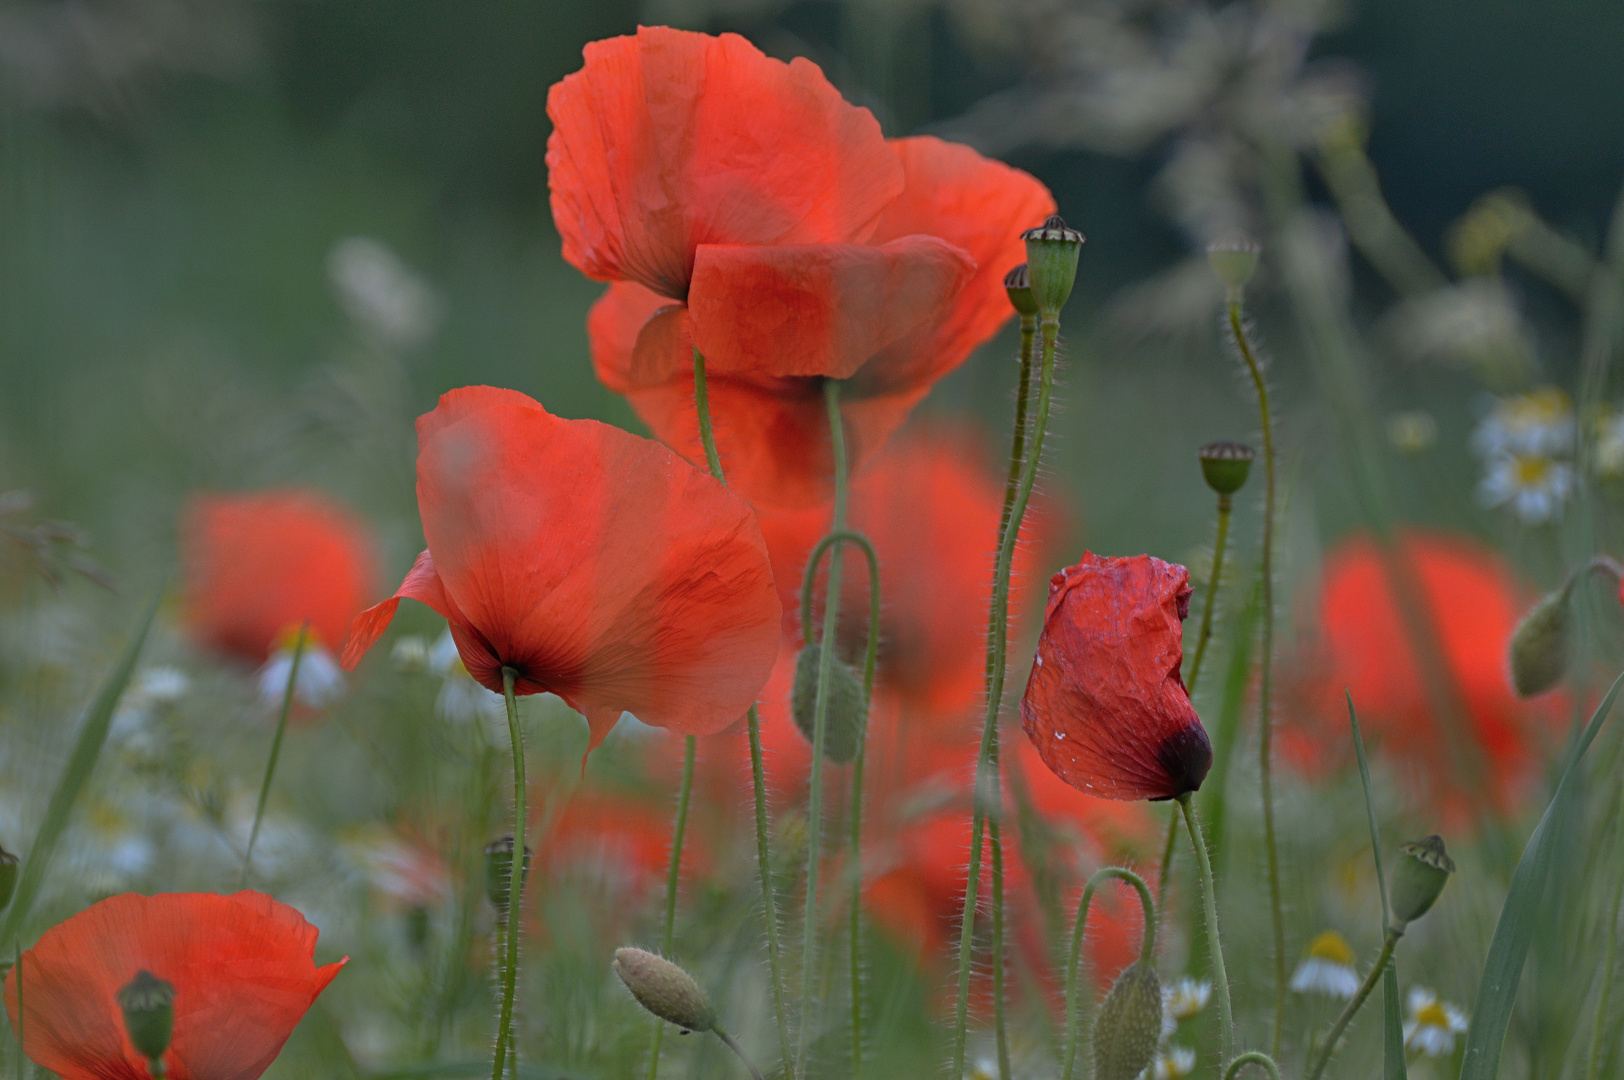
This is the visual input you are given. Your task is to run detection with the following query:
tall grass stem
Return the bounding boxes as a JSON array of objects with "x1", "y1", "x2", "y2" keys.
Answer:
[
  {"x1": 241, "y1": 624, "x2": 308, "y2": 888},
  {"x1": 492, "y1": 669, "x2": 526, "y2": 1080}
]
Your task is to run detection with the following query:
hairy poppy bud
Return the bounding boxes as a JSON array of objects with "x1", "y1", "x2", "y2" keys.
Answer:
[
  {"x1": 1092, "y1": 961, "x2": 1163, "y2": 1080},
  {"x1": 1206, "y1": 234, "x2": 1261, "y2": 293},
  {"x1": 790, "y1": 643, "x2": 866, "y2": 765},
  {"x1": 1021, "y1": 216, "x2": 1085, "y2": 318},
  {"x1": 118, "y1": 969, "x2": 176, "y2": 1064},
  {"x1": 1004, "y1": 263, "x2": 1039, "y2": 318},
  {"x1": 1389, "y1": 835, "x2": 1455, "y2": 931},
  {"x1": 613, "y1": 947, "x2": 717, "y2": 1033},
  {"x1": 483, "y1": 835, "x2": 531, "y2": 911},
  {"x1": 1198, "y1": 442, "x2": 1255, "y2": 497},
  {"x1": 1508, "y1": 588, "x2": 1570, "y2": 697},
  {"x1": 0, "y1": 844, "x2": 17, "y2": 912}
]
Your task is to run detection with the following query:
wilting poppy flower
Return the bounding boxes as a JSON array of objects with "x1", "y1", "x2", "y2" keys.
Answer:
[
  {"x1": 551, "y1": 28, "x2": 1055, "y2": 505},
  {"x1": 1281, "y1": 530, "x2": 1559, "y2": 821},
  {"x1": 3, "y1": 891, "x2": 344, "y2": 1080},
  {"x1": 341, "y1": 386, "x2": 781, "y2": 751},
  {"x1": 1021, "y1": 553, "x2": 1212, "y2": 801}
]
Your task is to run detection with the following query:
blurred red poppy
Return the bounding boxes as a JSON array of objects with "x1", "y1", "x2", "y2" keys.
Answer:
[
  {"x1": 551, "y1": 28, "x2": 1054, "y2": 506},
  {"x1": 539, "y1": 787, "x2": 705, "y2": 893},
  {"x1": 341, "y1": 386, "x2": 781, "y2": 751},
  {"x1": 1021, "y1": 553, "x2": 1212, "y2": 802},
  {"x1": 1281, "y1": 530, "x2": 1560, "y2": 822},
  {"x1": 3, "y1": 891, "x2": 344, "y2": 1080},
  {"x1": 182, "y1": 489, "x2": 375, "y2": 665}
]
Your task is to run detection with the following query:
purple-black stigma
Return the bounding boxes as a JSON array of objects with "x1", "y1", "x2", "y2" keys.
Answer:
[{"x1": 1151, "y1": 723, "x2": 1213, "y2": 800}]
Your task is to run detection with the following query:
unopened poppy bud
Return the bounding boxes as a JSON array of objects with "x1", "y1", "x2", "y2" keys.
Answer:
[
  {"x1": 1021, "y1": 215, "x2": 1085, "y2": 318},
  {"x1": 483, "y1": 835, "x2": 531, "y2": 910},
  {"x1": 790, "y1": 643, "x2": 866, "y2": 765},
  {"x1": 1198, "y1": 441, "x2": 1255, "y2": 497},
  {"x1": 1508, "y1": 588, "x2": 1570, "y2": 698},
  {"x1": 1092, "y1": 961, "x2": 1163, "y2": 1080},
  {"x1": 0, "y1": 844, "x2": 17, "y2": 911},
  {"x1": 118, "y1": 969, "x2": 176, "y2": 1064},
  {"x1": 613, "y1": 947, "x2": 717, "y2": 1033},
  {"x1": 1207, "y1": 234, "x2": 1261, "y2": 293},
  {"x1": 1389, "y1": 835, "x2": 1455, "y2": 931},
  {"x1": 1004, "y1": 263, "x2": 1039, "y2": 318}
]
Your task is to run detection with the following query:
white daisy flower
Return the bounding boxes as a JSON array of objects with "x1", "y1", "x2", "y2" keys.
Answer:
[
  {"x1": 257, "y1": 640, "x2": 345, "y2": 709},
  {"x1": 1477, "y1": 452, "x2": 1575, "y2": 524},
  {"x1": 1164, "y1": 976, "x2": 1212, "y2": 1021},
  {"x1": 1154, "y1": 1044, "x2": 1197, "y2": 1080},
  {"x1": 1289, "y1": 930, "x2": 1360, "y2": 999},
  {"x1": 1471, "y1": 387, "x2": 1575, "y2": 459},
  {"x1": 390, "y1": 634, "x2": 432, "y2": 673},
  {"x1": 430, "y1": 629, "x2": 506, "y2": 725},
  {"x1": 1404, "y1": 986, "x2": 1467, "y2": 1057},
  {"x1": 112, "y1": 665, "x2": 192, "y2": 735}
]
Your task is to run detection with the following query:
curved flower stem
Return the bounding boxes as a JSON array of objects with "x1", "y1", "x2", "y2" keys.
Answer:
[
  {"x1": 716, "y1": 1027, "x2": 767, "y2": 1080},
  {"x1": 493, "y1": 668, "x2": 526, "y2": 1080},
  {"x1": 1304, "y1": 928, "x2": 1399, "y2": 1080},
  {"x1": 953, "y1": 315, "x2": 1062, "y2": 1076},
  {"x1": 1224, "y1": 1051, "x2": 1282, "y2": 1080},
  {"x1": 1178, "y1": 794, "x2": 1233, "y2": 1068},
  {"x1": 1227, "y1": 298, "x2": 1285, "y2": 1056},
  {"x1": 693, "y1": 349, "x2": 794, "y2": 1076},
  {"x1": 1060, "y1": 867, "x2": 1156, "y2": 1080},
  {"x1": 241, "y1": 623, "x2": 308, "y2": 888},
  {"x1": 645, "y1": 735, "x2": 695, "y2": 1080},
  {"x1": 795, "y1": 378, "x2": 850, "y2": 1076}
]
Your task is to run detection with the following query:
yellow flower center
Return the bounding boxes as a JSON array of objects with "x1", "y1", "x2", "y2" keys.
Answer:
[
  {"x1": 1306, "y1": 930, "x2": 1355, "y2": 966},
  {"x1": 1416, "y1": 1001, "x2": 1450, "y2": 1028},
  {"x1": 1514, "y1": 455, "x2": 1551, "y2": 486}
]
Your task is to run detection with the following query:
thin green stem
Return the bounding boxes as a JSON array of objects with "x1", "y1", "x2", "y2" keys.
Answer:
[
  {"x1": 716, "y1": 1028, "x2": 767, "y2": 1080},
  {"x1": 1186, "y1": 494, "x2": 1232, "y2": 695},
  {"x1": 1223, "y1": 1051, "x2": 1282, "y2": 1080},
  {"x1": 991, "y1": 822, "x2": 1011, "y2": 1080},
  {"x1": 1228, "y1": 299, "x2": 1285, "y2": 1056},
  {"x1": 953, "y1": 316, "x2": 1062, "y2": 1076},
  {"x1": 492, "y1": 669, "x2": 526, "y2": 1080},
  {"x1": 1059, "y1": 867, "x2": 1156, "y2": 1080},
  {"x1": 1584, "y1": 850, "x2": 1624, "y2": 1080},
  {"x1": 646, "y1": 735, "x2": 696, "y2": 1080},
  {"x1": 1304, "y1": 929, "x2": 1399, "y2": 1080},
  {"x1": 1002, "y1": 315, "x2": 1038, "y2": 529},
  {"x1": 241, "y1": 624, "x2": 308, "y2": 888},
  {"x1": 1178, "y1": 794, "x2": 1233, "y2": 1067},
  {"x1": 1154, "y1": 809, "x2": 1179, "y2": 930}
]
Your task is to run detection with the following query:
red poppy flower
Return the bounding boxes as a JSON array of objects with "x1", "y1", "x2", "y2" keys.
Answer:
[
  {"x1": 551, "y1": 28, "x2": 1054, "y2": 506},
  {"x1": 182, "y1": 489, "x2": 376, "y2": 664},
  {"x1": 1281, "y1": 530, "x2": 1560, "y2": 822},
  {"x1": 3, "y1": 891, "x2": 344, "y2": 1080},
  {"x1": 1020, "y1": 553, "x2": 1212, "y2": 801},
  {"x1": 341, "y1": 386, "x2": 780, "y2": 751}
]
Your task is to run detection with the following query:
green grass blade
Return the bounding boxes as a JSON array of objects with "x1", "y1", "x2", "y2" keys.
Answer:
[
  {"x1": 0, "y1": 579, "x2": 164, "y2": 949},
  {"x1": 1459, "y1": 668, "x2": 1624, "y2": 1079},
  {"x1": 1346, "y1": 693, "x2": 1392, "y2": 929},
  {"x1": 1382, "y1": 961, "x2": 1407, "y2": 1080}
]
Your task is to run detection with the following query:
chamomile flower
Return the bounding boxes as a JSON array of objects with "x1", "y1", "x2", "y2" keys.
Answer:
[
  {"x1": 1404, "y1": 986, "x2": 1467, "y2": 1056},
  {"x1": 1477, "y1": 452, "x2": 1575, "y2": 524},
  {"x1": 1164, "y1": 977, "x2": 1211, "y2": 1021},
  {"x1": 429, "y1": 629, "x2": 506, "y2": 726},
  {"x1": 1154, "y1": 1045, "x2": 1197, "y2": 1080},
  {"x1": 1471, "y1": 387, "x2": 1575, "y2": 458},
  {"x1": 257, "y1": 629, "x2": 346, "y2": 710},
  {"x1": 1289, "y1": 930, "x2": 1360, "y2": 999}
]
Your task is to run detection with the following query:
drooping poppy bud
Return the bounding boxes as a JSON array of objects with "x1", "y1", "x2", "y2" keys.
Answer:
[
  {"x1": 613, "y1": 948, "x2": 717, "y2": 1033},
  {"x1": 0, "y1": 844, "x2": 16, "y2": 912},
  {"x1": 117, "y1": 969, "x2": 175, "y2": 1065},
  {"x1": 1198, "y1": 441, "x2": 1255, "y2": 497},
  {"x1": 790, "y1": 643, "x2": 867, "y2": 764},
  {"x1": 1004, "y1": 263, "x2": 1038, "y2": 318},
  {"x1": 1021, "y1": 553, "x2": 1212, "y2": 801},
  {"x1": 1021, "y1": 215, "x2": 1085, "y2": 319},
  {"x1": 1206, "y1": 234, "x2": 1261, "y2": 293},
  {"x1": 1389, "y1": 835, "x2": 1455, "y2": 931},
  {"x1": 1092, "y1": 960, "x2": 1163, "y2": 1080},
  {"x1": 1507, "y1": 588, "x2": 1570, "y2": 698},
  {"x1": 483, "y1": 836, "x2": 532, "y2": 911}
]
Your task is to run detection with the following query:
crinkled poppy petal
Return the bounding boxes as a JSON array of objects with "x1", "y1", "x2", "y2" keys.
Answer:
[
  {"x1": 413, "y1": 386, "x2": 780, "y2": 746},
  {"x1": 588, "y1": 280, "x2": 679, "y2": 395},
  {"x1": 687, "y1": 237, "x2": 976, "y2": 381},
  {"x1": 4, "y1": 892, "x2": 344, "y2": 1080},
  {"x1": 546, "y1": 26, "x2": 902, "y2": 299},
  {"x1": 1020, "y1": 553, "x2": 1211, "y2": 801},
  {"x1": 340, "y1": 549, "x2": 494, "y2": 676}
]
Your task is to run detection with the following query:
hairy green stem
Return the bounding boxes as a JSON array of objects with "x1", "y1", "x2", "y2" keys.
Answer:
[
  {"x1": 1060, "y1": 867, "x2": 1156, "y2": 1080},
  {"x1": 1187, "y1": 494, "x2": 1233, "y2": 695},
  {"x1": 953, "y1": 316, "x2": 1062, "y2": 1075},
  {"x1": 991, "y1": 823, "x2": 1011, "y2": 1080},
  {"x1": 646, "y1": 735, "x2": 695, "y2": 1079},
  {"x1": 1305, "y1": 929, "x2": 1399, "y2": 1080},
  {"x1": 1179, "y1": 794, "x2": 1233, "y2": 1067},
  {"x1": 1224, "y1": 1051, "x2": 1283, "y2": 1080},
  {"x1": 241, "y1": 624, "x2": 307, "y2": 888},
  {"x1": 492, "y1": 669, "x2": 526, "y2": 1080}
]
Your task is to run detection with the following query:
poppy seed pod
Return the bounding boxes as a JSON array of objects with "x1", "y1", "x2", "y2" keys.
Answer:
[
  {"x1": 613, "y1": 948, "x2": 717, "y2": 1033},
  {"x1": 790, "y1": 642, "x2": 867, "y2": 764},
  {"x1": 1389, "y1": 835, "x2": 1455, "y2": 931},
  {"x1": 1004, "y1": 263, "x2": 1038, "y2": 317},
  {"x1": 0, "y1": 844, "x2": 17, "y2": 911},
  {"x1": 1021, "y1": 215, "x2": 1084, "y2": 318},
  {"x1": 1207, "y1": 234, "x2": 1261, "y2": 293},
  {"x1": 1198, "y1": 441, "x2": 1255, "y2": 496},
  {"x1": 1508, "y1": 587, "x2": 1570, "y2": 698},
  {"x1": 1092, "y1": 961, "x2": 1163, "y2": 1080},
  {"x1": 483, "y1": 836, "x2": 532, "y2": 911},
  {"x1": 118, "y1": 969, "x2": 176, "y2": 1064}
]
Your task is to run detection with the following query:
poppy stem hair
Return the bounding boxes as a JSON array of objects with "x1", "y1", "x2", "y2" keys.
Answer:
[
  {"x1": 492, "y1": 668, "x2": 526, "y2": 1080},
  {"x1": 692, "y1": 347, "x2": 793, "y2": 1076},
  {"x1": 1059, "y1": 867, "x2": 1156, "y2": 1080},
  {"x1": 1178, "y1": 793, "x2": 1233, "y2": 1068},
  {"x1": 241, "y1": 622, "x2": 307, "y2": 888}
]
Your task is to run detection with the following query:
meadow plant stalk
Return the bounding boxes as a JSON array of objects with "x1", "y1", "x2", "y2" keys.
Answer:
[
  {"x1": 1304, "y1": 929, "x2": 1399, "y2": 1080},
  {"x1": 1223, "y1": 1051, "x2": 1283, "y2": 1080},
  {"x1": 241, "y1": 623, "x2": 307, "y2": 888},
  {"x1": 1178, "y1": 793, "x2": 1233, "y2": 1067},
  {"x1": 1060, "y1": 867, "x2": 1156, "y2": 1080},
  {"x1": 493, "y1": 669, "x2": 526, "y2": 1080},
  {"x1": 1584, "y1": 845, "x2": 1624, "y2": 1080}
]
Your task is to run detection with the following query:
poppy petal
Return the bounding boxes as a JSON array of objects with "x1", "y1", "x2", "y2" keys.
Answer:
[
  {"x1": 340, "y1": 549, "x2": 488, "y2": 672},
  {"x1": 546, "y1": 26, "x2": 903, "y2": 299}
]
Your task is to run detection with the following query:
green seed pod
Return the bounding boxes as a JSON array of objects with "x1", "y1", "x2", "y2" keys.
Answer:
[
  {"x1": 790, "y1": 643, "x2": 867, "y2": 765},
  {"x1": 1198, "y1": 441, "x2": 1256, "y2": 496},
  {"x1": 117, "y1": 969, "x2": 176, "y2": 1063},
  {"x1": 0, "y1": 844, "x2": 18, "y2": 912},
  {"x1": 1092, "y1": 961, "x2": 1164, "y2": 1080},
  {"x1": 613, "y1": 947, "x2": 717, "y2": 1033},
  {"x1": 1021, "y1": 216, "x2": 1085, "y2": 319},
  {"x1": 1004, "y1": 263, "x2": 1039, "y2": 318},
  {"x1": 1508, "y1": 588, "x2": 1570, "y2": 698},
  {"x1": 1207, "y1": 234, "x2": 1261, "y2": 292},
  {"x1": 1389, "y1": 835, "x2": 1455, "y2": 931},
  {"x1": 483, "y1": 835, "x2": 531, "y2": 911}
]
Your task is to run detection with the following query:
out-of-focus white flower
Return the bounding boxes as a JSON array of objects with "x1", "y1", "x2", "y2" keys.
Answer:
[
  {"x1": 1154, "y1": 1045, "x2": 1197, "y2": 1080},
  {"x1": 1289, "y1": 930, "x2": 1360, "y2": 999},
  {"x1": 327, "y1": 236, "x2": 441, "y2": 350},
  {"x1": 348, "y1": 826, "x2": 451, "y2": 908},
  {"x1": 1164, "y1": 976, "x2": 1211, "y2": 1021},
  {"x1": 391, "y1": 634, "x2": 431, "y2": 673},
  {"x1": 1387, "y1": 411, "x2": 1438, "y2": 454},
  {"x1": 1404, "y1": 986, "x2": 1467, "y2": 1057},
  {"x1": 1471, "y1": 388, "x2": 1575, "y2": 459},
  {"x1": 429, "y1": 630, "x2": 505, "y2": 725},
  {"x1": 968, "y1": 1057, "x2": 998, "y2": 1080},
  {"x1": 1477, "y1": 453, "x2": 1575, "y2": 524},
  {"x1": 258, "y1": 642, "x2": 346, "y2": 710},
  {"x1": 113, "y1": 665, "x2": 192, "y2": 735},
  {"x1": 1383, "y1": 279, "x2": 1533, "y2": 380}
]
